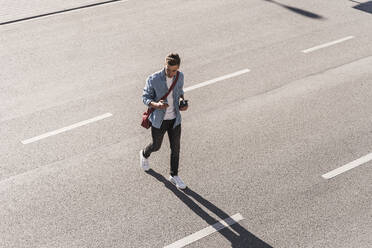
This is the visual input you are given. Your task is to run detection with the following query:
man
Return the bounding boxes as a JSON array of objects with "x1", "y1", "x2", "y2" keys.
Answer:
[{"x1": 140, "y1": 53, "x2": 189, "y2": 189}]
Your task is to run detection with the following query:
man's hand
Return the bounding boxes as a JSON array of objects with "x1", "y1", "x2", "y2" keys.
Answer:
[
  {"x1": 179, "y1": 100, "x2": 189, "y2": 111},
  {"x1": 151, "y1": 100, "x2": 168, "y2": 110},
  {"x1": 180, "y1": 105, "x2": 188, "y2": 111}
]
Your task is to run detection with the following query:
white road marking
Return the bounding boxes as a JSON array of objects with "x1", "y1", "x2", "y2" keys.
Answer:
[
  {"x1": 184, "y1": 69, "x2": 250, "y2": 92},
  {"x1": 21, "y1": 70, "x2": 249, "y2": 143},
  {"x1": 322, "y1": 152, "x2": 372, "y2": 179},
  {"x1": 164, "y1": 213, "x2": 244, "y2": 248},
  {"x1": 21, "y1": 113, "x2": 113, "y2": 144},
  {"x1": 302, "y1": 36, "x2": 354, "y2": 53}
]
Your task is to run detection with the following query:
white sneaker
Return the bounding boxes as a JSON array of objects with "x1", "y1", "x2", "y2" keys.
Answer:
[
  {"x1": 169, "y1": 175, "x2": 187, "y2": 190},
  {"x1": 140, "y1": 150, "x2": 150, "y2": 171}
]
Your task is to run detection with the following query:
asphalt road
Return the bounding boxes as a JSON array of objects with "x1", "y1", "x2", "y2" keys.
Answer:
[{"x1": 1, "y1": 0, "x2": 371, "y2": 247}]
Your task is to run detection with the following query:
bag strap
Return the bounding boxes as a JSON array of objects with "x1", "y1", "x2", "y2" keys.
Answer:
[
  {"x1": 160, "y1": 71, "x2": 179, "y2": 101},
  {"x1": 148, "y1": 71, "x2": 179, "y2": 113}
]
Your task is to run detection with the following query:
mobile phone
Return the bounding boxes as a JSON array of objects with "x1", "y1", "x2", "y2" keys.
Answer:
[{"x1": 179, "y1": 99, "x2": 188, "y2": 108}]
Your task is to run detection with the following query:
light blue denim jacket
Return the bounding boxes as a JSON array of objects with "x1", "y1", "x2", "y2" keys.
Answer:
[{"x1": 142, "y1": 68, "x2": 184, "y2": 129}]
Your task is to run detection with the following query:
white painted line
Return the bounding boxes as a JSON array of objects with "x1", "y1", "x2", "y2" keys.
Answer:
[
  {"x1": 164, "y1": 213, "x2": 244, "y2": 248},
  {"x1": 21, "y1": 113, "x2": 113, "y2": 144},
  {"x1": 302, "y1": 36, "x2": 354, "y2": 53},
  {"x1": 184, "y1": 69, "x2": 250, "y2": 92},
  {"x1": 322, "y1": 152, "x2": 372, "y2": 179}
]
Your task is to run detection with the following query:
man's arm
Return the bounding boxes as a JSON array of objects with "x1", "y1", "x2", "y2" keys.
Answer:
[
  {"x1": 142, "y1": 77, "x2": 155, "y2": 107},
  {"x1": 179, "y1": 73, "x2": 188, "y2": 111},
  {"x1": 149, "y1": 100, "x2": 168, "y2": 109},
  {"x1": 142, "y1": 77, "x2": 168, "y2": 110}
]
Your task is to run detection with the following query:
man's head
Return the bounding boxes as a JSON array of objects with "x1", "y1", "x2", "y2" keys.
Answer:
[{"x1": 165, "y1": 53, "x2": 181, "y2": 78}]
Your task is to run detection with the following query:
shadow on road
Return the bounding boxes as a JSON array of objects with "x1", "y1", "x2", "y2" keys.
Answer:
[
  {"x1": 0, "y1": 0, "x2": 123, "y2": 25},
  {"x1": 352, "y1": 1, "x2": 372, "y2": 14},
  {"x1": 263, "y1": 0, "x2": 325, "y2": 19},
  {"x1": 146, "y1": 169, "x2": 273, "y2": 248}
]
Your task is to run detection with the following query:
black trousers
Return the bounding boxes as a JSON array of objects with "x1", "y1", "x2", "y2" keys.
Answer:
[{"x1": 143, "y1": 119, "x2": 181, "y2": 176}]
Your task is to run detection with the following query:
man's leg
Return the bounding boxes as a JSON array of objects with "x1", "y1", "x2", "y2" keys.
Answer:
[
  {"x1": 143, "y1": 124, "x2": 167, "y2": 158},
  {"x1": 168, "y1": 123, "x2": 181, "y2": 176}
]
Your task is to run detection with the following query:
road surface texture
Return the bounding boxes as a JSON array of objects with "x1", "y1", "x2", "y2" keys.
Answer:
[{"x1": 1, "y1": 0, "x2": 371, "y2": 247}]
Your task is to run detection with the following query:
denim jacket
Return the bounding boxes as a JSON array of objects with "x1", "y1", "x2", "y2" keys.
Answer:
[{"x1": 142, "y1": 68, "x2": 184, "y2": 129}]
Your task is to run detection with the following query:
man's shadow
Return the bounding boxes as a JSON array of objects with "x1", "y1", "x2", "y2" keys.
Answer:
[{"x1": 146, "y1": 169, "x2": 273, "y2": 248}]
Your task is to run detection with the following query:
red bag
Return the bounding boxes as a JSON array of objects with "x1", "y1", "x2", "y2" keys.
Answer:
[
  {"x1": 141, "y1": 108, "x2": 155, "y2": 129},
  {"x1": 141, "y1": 72, "x2": 179, "y2": 129}
]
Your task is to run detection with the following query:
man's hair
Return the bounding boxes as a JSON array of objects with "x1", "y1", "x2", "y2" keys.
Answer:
[{"x1": 165, "y1": 53, "x2": 181, "y2": 66}]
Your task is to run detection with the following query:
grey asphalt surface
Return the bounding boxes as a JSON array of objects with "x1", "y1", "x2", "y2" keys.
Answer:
[{"x1": 1, "y1": 0, "x2": 371, "y2": 247}]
